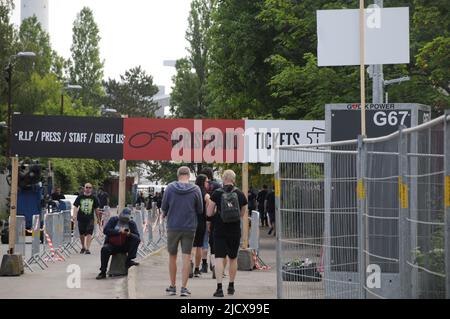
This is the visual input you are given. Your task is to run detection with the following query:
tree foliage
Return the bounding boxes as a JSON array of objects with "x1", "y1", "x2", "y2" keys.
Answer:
[
  {"x1": 103, "y1": 66, "x2": 159, "y2": 118},
  {"x1": 69, "y1": 6, "x2": 104, "y2": 107},
  {"x1": 207, "y1": 0, "x2": 279, "y2": 119},
  {"x1": 171, "y1": 0, "x2": 214, "y2": 118}
]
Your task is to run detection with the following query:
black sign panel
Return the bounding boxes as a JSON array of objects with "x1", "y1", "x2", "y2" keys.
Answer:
[
  {"x1": 11, "y1": 115, "x2": 124, "y2": 159},
  {"x1": 331, "y1": 107, "x2": 412, "y2": 141}
]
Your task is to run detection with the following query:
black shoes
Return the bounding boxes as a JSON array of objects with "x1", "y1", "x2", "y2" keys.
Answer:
[
  {"x1": 227, "y1": 286, "x2": 235, "y2": 295},
  {"x1": 85, "y1": 250, "x2": 91, "y2": 255},
  {"x1": 213, "y1": 288, "x2": 224, "y2": 297},
  {"x1": 96, "y1": 272, "x2": 106, "y2": 280},
  {"x1": 127, "y1": 260, "x2": 140, "y2": 268},
  {"x1": 201, "y1": 263, "x2": 208, "y2": 273},
  {"x1": 194, "y1": 269, "x2": 202, "y2": 277},
  {"x1": 268, "y1": 227, "x2": 273, "y2": 235},
  {"x1": 80, "y1": 248, "x2": 86, "y2": 254}
]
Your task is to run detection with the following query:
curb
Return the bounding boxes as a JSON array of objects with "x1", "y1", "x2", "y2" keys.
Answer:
[{"x1": 127, "y1": 246, "x2": 165, "y2": 299}]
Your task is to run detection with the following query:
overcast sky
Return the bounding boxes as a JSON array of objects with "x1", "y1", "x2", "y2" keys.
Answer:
[{"x1": 12, "y1": 0, "x2": 192, "y2": 93}]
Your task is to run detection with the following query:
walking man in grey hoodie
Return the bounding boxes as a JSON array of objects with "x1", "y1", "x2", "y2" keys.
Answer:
[{"x1": 162, "y1": 166, "x2": 203, "y2": 297}]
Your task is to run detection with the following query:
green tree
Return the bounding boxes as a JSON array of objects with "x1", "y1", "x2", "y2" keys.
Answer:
[
  {"x1": 69, "y1": 7, "x2": 104, "y2": 107},
  {"x1": 171, "y1": 0, "x2": 214, "y2": 118},
  {"x1": 0, "y1": 0, "x2": 17, "y2": 161},
  {"x1": 18, "y1": 16, "x2": 52, "y2": 76},
  {"x1": 103, "y1": 66, "x2": 159, "y2": 118},
  {"x1": 207, "y1": 0, "x2": 279, "y2": 119},
  {"x1": 170, "y1": 58, "x2": 202, "y2": 118}
]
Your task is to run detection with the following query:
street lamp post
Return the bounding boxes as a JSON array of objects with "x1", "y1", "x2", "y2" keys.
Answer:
[
  {"x1": 60, "y1": 84, "x2": 82, "y2": 115},
  {"x1": 5, "y1": 52, "x2": 36, "y2": 157}
]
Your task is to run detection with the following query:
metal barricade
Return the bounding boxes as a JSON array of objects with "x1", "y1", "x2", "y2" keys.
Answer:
[
  {"x1": 27, "y1": 214, "x2": 47, "y2": 270},
  {"x1": 42, "y1": 213, "x2": 65, "y2": 262},
  {"x1": 132, "y1": 210, "x2": 147, "y2": 258},
  {"x1": 10, "y1": 215, "x2": 33, "y2": 271},
  {"x1": 275, "y1": 113, "x2": 450, "y2": 299},
  {"x1": 249, "y1": 210, "x2": 260, "y2": 251},
  {"x1": 145, "y1": 209, "x2": 159, "y2": 251},
  {"x1": 61, "y1": 210, "x2": 72, "y2": 256}
]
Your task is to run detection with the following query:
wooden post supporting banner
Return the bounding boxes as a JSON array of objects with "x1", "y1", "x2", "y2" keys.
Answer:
[
  {"x1": 242, "y1": 162, "x2": 249, "y2": 249},
  {"x1": 8, "y1": 156, "x2": 19, "y2": 254},
  {"x1": 118, "y1": 160, "x2": 127, "y2": 213},
  {"x1": 360, "y1": 0, "x2": 367, "y2": 136},
  {"x1": 118, "y1": 115, "x2": 128, "y2": 213}
]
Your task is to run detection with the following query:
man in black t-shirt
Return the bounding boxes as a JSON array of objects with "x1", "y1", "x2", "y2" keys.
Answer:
[
  {"x1": 51, "y1": 187, "x2": 66, "y2": 201},
  {"x1": 73, "y1": 183, "x2": 100, "y2": 254},
  {"x1": 97, "y1": 187, "x2": 109, "y2": 209},
  {"x1": 207, "y1": 169, "x2": 248, "y2": 298},
  {"x1": 257, "y1": 185, "x2": 269, "y2": 227},
  {"x1": 201, "y1": 167, "x2": 222, "y2": 276}
]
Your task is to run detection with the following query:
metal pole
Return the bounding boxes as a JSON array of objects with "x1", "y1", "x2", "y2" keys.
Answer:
[
  {"x1": 357, "y1": 136, "x2": 367, "y2": 298},
  {"x1": 444, "y1": 111, "x2": 450, "y2": 299},
  {"x1": 6, "y1": 63, "x2": 12, "y2": 157},
  {"x1": 398, "y1": 126, "x2": 411, "y2": 298},
  {"x1": 60, "y1": 91, "x2": 64, "y2": 115},
  {"x1": 372, "y1": 0, "x2": 384, "y2": 103},
  {"x1": 242, "y1": 162, "x2": 249, "y2": 249},
  {"x1": 360, "y1": 0, "x2": 367, "y2": 136},
  {"x1": 274, "y1": 145, "x2": 282, "y2": 299}
]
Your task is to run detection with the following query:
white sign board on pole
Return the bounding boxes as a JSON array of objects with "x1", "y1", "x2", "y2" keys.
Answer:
[
  {"x1": 244, "y1": 120, "x2": 325, "y2": 163},
  {"x1": 317, "y1": 7, "x2": 409, "y2": 66}
]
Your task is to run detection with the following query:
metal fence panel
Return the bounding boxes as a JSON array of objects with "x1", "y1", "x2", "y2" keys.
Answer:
[{"x1": 276, "y1": 114, "x2": 449, "y2": 299}]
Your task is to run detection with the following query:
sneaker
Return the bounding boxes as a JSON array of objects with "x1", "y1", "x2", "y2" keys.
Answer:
[
  {"x1": 85, "y1": 250, "x2": 91, "y2": 255},
  {"x1": 165, "y1": 286, "x2": 176, "y2": 296},
  {"x1": 96, "y1": 272, "x2": 106, "y2": 280},
  {"x1": 180, "y1": 287, "x2": 191, "y2": 297},
  {"x1": 227, "y1": 286, "x2": 235, "y2": 295},
  {"x1": 80, "y1": 248, "x2": 86, "y2": 254},
  {"x1": 213, "y1": 288, "x2": 224, "y2": 297},
  {"x1": 201, "y1": 263, "x2": 208, "y2": 273},
  {"x1": 194, "y1": 269, "x2": 201, "y2": 277}
]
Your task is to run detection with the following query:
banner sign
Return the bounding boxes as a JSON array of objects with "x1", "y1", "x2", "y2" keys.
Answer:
[
  {"x1": 244, "y1": 120, "x2": 325, "y2": 163},
  {"x1": 11, "y1": 115, "x2": 325, "y2": 163},
  {"x1": 11, "y1": 115, "x2": 124, "y2": 159},
  {"x1": 124, "y1": 118, "x2": 245, "y2": 163}
]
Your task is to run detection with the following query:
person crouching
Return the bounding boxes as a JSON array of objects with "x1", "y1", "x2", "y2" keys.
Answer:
[{"x1": 96, "y1": 208, "x2": 140, "y2": 279}]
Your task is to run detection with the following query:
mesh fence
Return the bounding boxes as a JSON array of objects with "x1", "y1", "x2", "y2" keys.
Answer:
[{"x1": 276, "y1": 114, "x2": 450, "y2": 299}]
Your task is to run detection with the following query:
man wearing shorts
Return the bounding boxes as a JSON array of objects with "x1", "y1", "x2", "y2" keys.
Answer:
[
  {"x1": 207, "y1": 170, "x2": 248, "y2": 297},
  {"x1": 73, "y1": 183, "x2": 100, "y2": 255},
  {"x1": 161, "y1": 166, "x2": 203, "y2": 297}
]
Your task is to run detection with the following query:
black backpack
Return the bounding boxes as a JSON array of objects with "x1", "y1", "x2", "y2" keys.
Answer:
[{"x1": 219, "y1": 187, "x2": 241, "y2": 223}]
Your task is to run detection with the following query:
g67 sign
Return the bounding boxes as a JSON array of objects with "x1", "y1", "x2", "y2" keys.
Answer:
[{"x1": 373, "y1": 111, "x2": 409, "y2": 127}]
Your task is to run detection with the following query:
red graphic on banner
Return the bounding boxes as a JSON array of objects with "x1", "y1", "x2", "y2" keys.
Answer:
[{"x1": 123, "y1": 118, "x2": 245, "y2": 162}]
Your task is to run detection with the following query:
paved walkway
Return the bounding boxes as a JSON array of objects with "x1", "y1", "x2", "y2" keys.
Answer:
[
  {"x1": 0, "y1": 241, "x2": 127, "y2": 299},
  {"x1": 132, "y1": 227, "x2": 277, "y2": 299}
]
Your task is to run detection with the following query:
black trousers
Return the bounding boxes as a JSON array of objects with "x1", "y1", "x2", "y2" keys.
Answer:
[{"x1": 100, "y1": 235, "x2": 140, "y2": 273}]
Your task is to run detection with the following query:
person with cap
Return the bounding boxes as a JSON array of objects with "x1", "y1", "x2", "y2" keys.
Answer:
[{"x1": 96, "y1": 208, "x2": 140, "y2": 280}]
